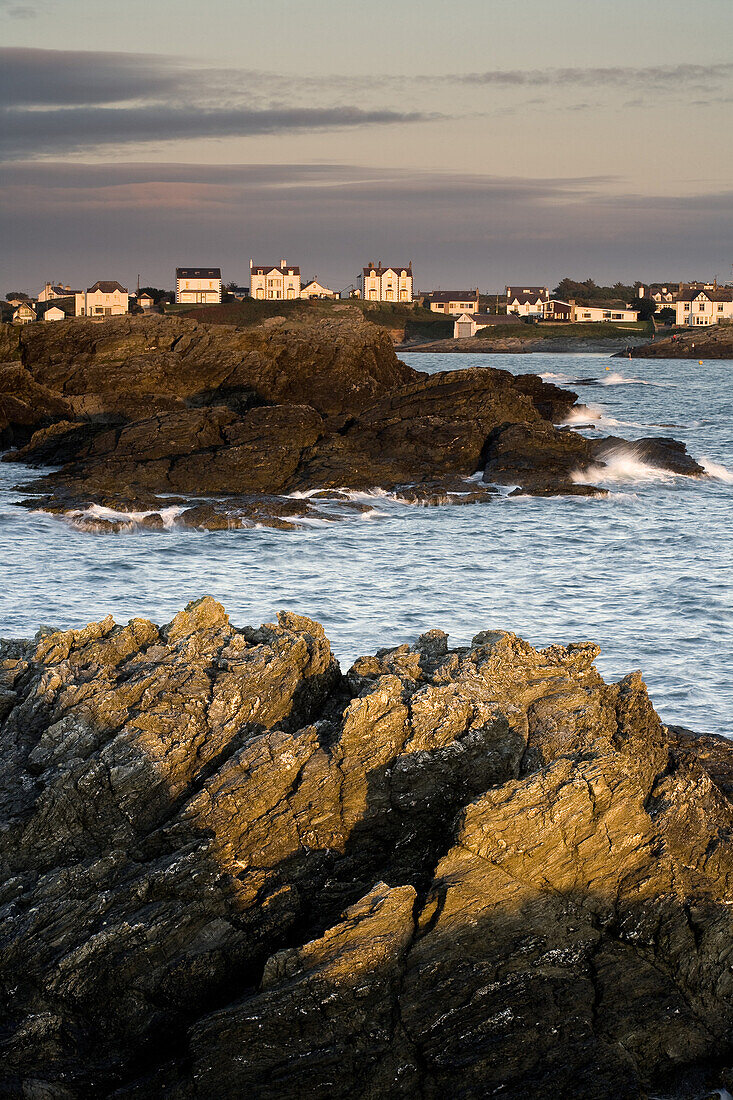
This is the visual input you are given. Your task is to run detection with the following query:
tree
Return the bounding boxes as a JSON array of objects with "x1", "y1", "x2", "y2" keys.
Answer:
[
  {"x1": 5, "y1": 290, "x2": 29, "y2": 301},
  {"x1": 636, "y1": 298, "x2": 657, "y2": 321},
  {"x1": 657, "y1": 307, "x2": 676, "y2": 325}
]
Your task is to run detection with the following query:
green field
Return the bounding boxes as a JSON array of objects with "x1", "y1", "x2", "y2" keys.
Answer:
[{"x1": 474, "y1": 320, "x2": 654, "y2": 340}]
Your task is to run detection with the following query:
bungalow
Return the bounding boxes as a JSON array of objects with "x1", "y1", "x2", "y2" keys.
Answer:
[
  {"x1": 453, "y1": 312, "x2": 524, "y2": 338},
  {"x1": 300, "y1": 278, "x2": 337, "y2": 299},
  {"x1": 506, "y1": 285, "x2": 549, "y2": 317},
  {"x1": 570, "y1": 303, "x2": 639, "y2": 323},
  {"x1": 359, "y1": 263, "x2": 413, "y2": 303},
  {"x1": 76, "y1": 281, "x2": 129, "y2": 317},
  {"x1": 175, "y1": 268, "x2": 222, "y2": 305},
  {"x1": 425, "y1": 290, "x2": 479, "y2": 315},
  {"x1": 674, "y1": 288, "x2": 733, "y2": 327},
  {"x1": 136, "y1": 293, "x2": 155, "y2": 310},
  {"x1": 250, "y1": 260, "x2": 301, "y2": 300}
]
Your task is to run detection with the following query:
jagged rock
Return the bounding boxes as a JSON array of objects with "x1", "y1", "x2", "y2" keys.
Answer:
[
  {"x1": 0, "y1": 601, "x2": 732, "y2": 1097},
  {"x1": 0, "y1": 362, "x2": 74, "y2": 448}
]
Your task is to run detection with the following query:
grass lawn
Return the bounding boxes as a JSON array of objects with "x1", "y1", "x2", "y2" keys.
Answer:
[{"x1": 474, "y1": 320, "x2": 654, "y2": 340}]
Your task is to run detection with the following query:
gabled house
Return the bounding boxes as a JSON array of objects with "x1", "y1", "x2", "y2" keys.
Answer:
[
  {"x1": 359, "y1": 263, "x2": 413, "y2": 303},
  {"x1": 250, "y1": 261, "x2": 301, "y2": 300},
  {"x1": 12, "y1": 302, "x2": 37, "y2": 325},
  {"x1": 76, "y1": 281, "x2": 129, "y2": 317},
  {"x1": 175, "y1": 268, "x2": 222, "y2": 305},
  {"x1": 506, "y1": 286, "x2": 549, "y2": 317},
  {"x1": 136, "y1": 293, "x2": 155, "y2": 310},
  {"x1": 300, "y1": 278, "x2": 336, "y2": 300},
  {"x1": 425, "y1": 290, "x2": 479, "y2": 315},
  {"x1": 674, "y1": 288, "x2": 733, "y2": 327},
  {"x1": 542, "y1": 299, "x2": 573, "y2": 322}
]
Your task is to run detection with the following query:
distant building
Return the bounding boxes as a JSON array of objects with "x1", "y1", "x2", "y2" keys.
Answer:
[
  {"x1": 570, "y1": 303, "x2": 639, "y2": 323},
  {"x1": 673, "y1": 288, "x2": 733, "y2": 326},
  {"x1": 542, "y1": 299, "x2": 573, "y2": 322},
  {"x1": 506, "y1": 286, "x2": 549, "y2": 317},
  {"x1": 250, "y1": 260, "x2": 301, "y2": 300},
  {"x1": 453, "y1": 312, "x2": 524, "y2": 338},
  {"x1": 175, "y1": 268, "x2": 222, "y2": 305},
  {"x1": 359, "y1": 263, "x2": 413, "y2": 303},
  {"x1": 36, "y1": 297, "x2": 76, "y2": 322},
  {"x1": 12, "y1": 302, "x2": 37, "y2": 325},
  {"x1": 76, "y1": 281, "x2": 129, "y2": 317},
  {"x1": 229, "y1": 287, "x2": 250, "y2": 300},
  {"x1": 136, "y1": 293, "x2": 155, "y2": 310},
  {"x1": 37, "y1": 282, "x2": 77, "y2": 303},
  {"x1": 300, "y1": 278, "x2": 337, "y2": 300},
  {"x1": 425, "y1": 290, "x2": 479, "y2": 315}
]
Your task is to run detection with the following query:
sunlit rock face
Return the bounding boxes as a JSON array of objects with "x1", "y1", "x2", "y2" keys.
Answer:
[{"x1": 1, "y1": 597, "x2": 732, "y2": 1098}]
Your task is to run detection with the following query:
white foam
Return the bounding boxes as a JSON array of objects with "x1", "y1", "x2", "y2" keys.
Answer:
[
  {"x1": 700, "y1": 456, "x2": 733, "y2": 483},
  {"x1": 562, "y1": 405, "x2": 603, "y2": 425},
  {"x1": 66, "y1": 503, "x2": 184, "y2": 528},
  {"x1": 572, "y1": 449, "x2": 680, "y2": 486},
  {"x1": 600, "y1": 372, "x2": 652, "y2": 386}
]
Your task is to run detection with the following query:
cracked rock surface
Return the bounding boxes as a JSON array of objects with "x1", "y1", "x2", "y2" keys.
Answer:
[{"x1": 0, "y1": 598, "x2": 731, "y2": 1098}]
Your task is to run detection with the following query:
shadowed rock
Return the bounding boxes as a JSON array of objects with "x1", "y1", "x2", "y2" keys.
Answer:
[{"x1": 1, "y1": 600, "x2": 732, "y2": 1097}]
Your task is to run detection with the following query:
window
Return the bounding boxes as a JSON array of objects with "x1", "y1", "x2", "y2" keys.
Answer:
[{"x1": 699, "y1": 303, "x2": 706, "y2": 311}]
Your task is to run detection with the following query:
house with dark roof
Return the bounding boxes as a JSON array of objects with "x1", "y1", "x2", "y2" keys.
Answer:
[
  {"x1": 249, "y1": 260, "x2": 301, "y2": 300},
  {"x1": 424, "y1": 290, "x2": 479, "y2": 315},
  {"x1": 76, "y1": 281, "x2": 129, "y2": 317},
  {"x1": 453, "y1": 312, "x2": 525, "y2": 338},
  {"x1": 506, "y1": 286, "x2": 549, "y2": 317},
  {"x1": 359, "y1": 262, "x2": 413, "y2": 303},
  {"x1": 175, "y1": 268, "x2": 222, "y2": 305},
  {"x1": 673, "y1": 287, "x2": 733, "y2": 327}
]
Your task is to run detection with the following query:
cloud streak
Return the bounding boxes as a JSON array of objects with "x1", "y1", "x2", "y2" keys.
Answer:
[{"x1": 454, "y1": 62, "x2": 733, "y2": 88}]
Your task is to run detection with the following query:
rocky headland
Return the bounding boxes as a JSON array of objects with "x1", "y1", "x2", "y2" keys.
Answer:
[
  {"x1": 0, "y1": 312, "x2": 706, "y2": 530},
  {"x1": 0, "y1": 597, "x2": 732, "y2": 1098},
  {"x1": 626, "y1": 325, "x2": 733, "y2": 359}
]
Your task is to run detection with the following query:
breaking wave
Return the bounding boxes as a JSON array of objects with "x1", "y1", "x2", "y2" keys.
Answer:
[
  {"x1": 700, "y1": 457, "x2": 733, "y2": 483},
  {"x1": 572, "y1": 450, "x2": 682, "y2": 486}
]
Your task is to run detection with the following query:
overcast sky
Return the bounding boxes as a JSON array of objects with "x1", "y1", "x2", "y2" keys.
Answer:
[{"x1": 2, "y1": 0, "x2": 732, "y2": 293}]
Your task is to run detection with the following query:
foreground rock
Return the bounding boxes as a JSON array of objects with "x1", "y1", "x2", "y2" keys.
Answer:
[
  {"x1": 0, "y1": 314, "x2": 705, "y2": 523},
  {"x1": 1, "y1": 598, "x2": 732, "y2": 1098}
]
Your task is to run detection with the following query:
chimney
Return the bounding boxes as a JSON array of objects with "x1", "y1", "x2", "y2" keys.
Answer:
[
  {"x1": 250, "y1": 259, "x2": 253, "y2": 270},
  {"x1": 280, "y1": 259, "x2": 286, "y2": 269}
]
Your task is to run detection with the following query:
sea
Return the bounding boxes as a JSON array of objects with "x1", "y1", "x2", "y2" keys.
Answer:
[{"x1": 1, "y1": 351, "x2": 731, "y2": 736}]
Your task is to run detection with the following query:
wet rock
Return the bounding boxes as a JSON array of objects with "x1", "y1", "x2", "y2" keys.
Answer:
[
  {"x1": 590, "y1": 435, "x2": 706, "y2": 476},
  {"x1": 482, "y1": 420, "x2": 596, "y2": 492},
  {"x1": 1, "y1": 603, "x2": 732, "y2": 1097}
]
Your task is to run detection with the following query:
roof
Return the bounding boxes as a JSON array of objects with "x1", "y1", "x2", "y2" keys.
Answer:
[
  {"x1": 362, "y1": 264, "x2": 413, "y2": 277},
  {"x1": 508, "y1": 292, "x2": 547, "y2": 305},
  {"x1": 469, "y1": 313, "x2": 525, "y2": 326},
  {"x1": 87, "y1": 281, "x2": 128, "y2": 294},
  {"x1": 250, "y1": 265, "x2": 300, "y2": 276},
  {"x1": 426, "y1": 291, "x2": 478, "y2": 303},
  {"x1": 176, "y1": 268, "x2": 221, "y2": 280},
  {"x1": 506, "y1": 285, "x2": 548, "y2": 299},
  {"x1": 678, "y1": 288, "x2": 733, "y2": 303}
]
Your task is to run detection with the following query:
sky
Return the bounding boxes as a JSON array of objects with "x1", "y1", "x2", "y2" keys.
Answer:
[{"x1": 1, "y1": 0, "x2": 732, "y2": 294}]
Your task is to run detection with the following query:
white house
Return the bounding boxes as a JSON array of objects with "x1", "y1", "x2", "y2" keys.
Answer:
[
  {"x1": 250, "y1": 261, "x2": 301, "y2": 300},
  {"x1": 506, "y1": 285, "x2": 549, "y2": 317},
  {"x1": 571, "y1": 304, "x2": 639, "y2": 323},
  {"x1": 300, "y1": 278, "x2": 336, "y2": 299},
  {"x1": 136, "y1": 293, "x2": 155, "y2": 310},
  {"x1": 76, "y1": 281, "x2": 129, "y2": 317},
  {"x1": 175, "y1": 268, "x2": 222, "y2": 305},
  {"x1": 425, "y1": 290, "x2": 479, "y2": 315},
  {"x1": 37, "y1": 282, "x2": 77, "y2": 303},
  {"x1": 674, "y1": 288, "x2": 733, "y2": 326},
  {"x1": 359, "y1": 263, "x2": 413, "y2": 303},
  {"x1": 36, "y1": 297, "x2": 76, "y2": 322}
]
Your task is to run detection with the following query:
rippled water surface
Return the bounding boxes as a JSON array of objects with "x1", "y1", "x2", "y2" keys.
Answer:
[{"x1": 1, "y1": 351, "x2": 731, "y2": 734}]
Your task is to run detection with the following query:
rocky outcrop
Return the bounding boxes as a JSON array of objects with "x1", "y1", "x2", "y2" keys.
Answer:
[
  {"x1": 0, "y1": 314, "x2": 706, "y2": 525},
  {"x1": 625, "y1": 325, "x2": 733, "y2": 359},
  {"x1": 1, "y1": 599, "x2": 732, "y2": 1098}
]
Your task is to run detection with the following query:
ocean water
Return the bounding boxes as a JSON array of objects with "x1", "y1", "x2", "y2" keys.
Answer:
[{"x1": 1, "y1": 351, "x2": 731, "y2": 736}]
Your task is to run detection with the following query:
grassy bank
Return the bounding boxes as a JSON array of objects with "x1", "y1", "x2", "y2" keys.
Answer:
[{"x1": 474, "y1": 320, "x2": 654, "y2": 340}]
